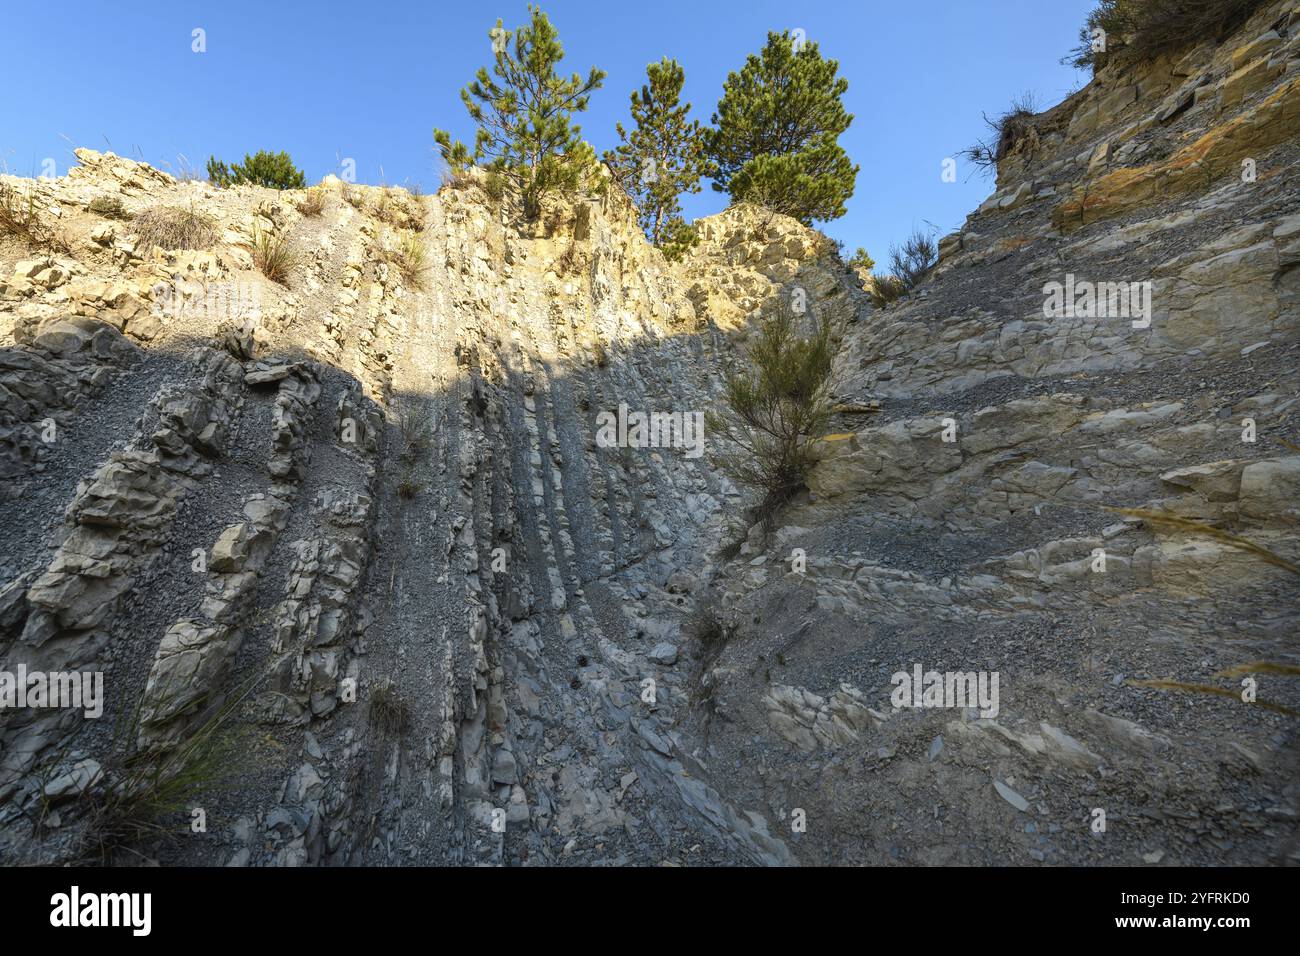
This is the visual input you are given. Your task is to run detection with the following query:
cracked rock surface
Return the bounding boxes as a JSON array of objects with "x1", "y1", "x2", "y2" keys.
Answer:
[{"x1": 1, "y1": 0, "x2": 1298, "y2": 866}]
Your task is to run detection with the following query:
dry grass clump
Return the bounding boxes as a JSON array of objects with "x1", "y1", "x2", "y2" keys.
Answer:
[
  {"x1": 132, "y1": 204, "x2": 216, "y2": 251},
  {"x1": 369, "y1": 679, "x2": 411, "y2": 739},
  {"x1": 396, "y1": 462, "x2": 422, "y2": 500},
  {"x1": 1070, "y1": 0, "x2": 1269, "y2": 70},
  {"x1": 341, "y1": 183, "x2": 365, "y2": 209},
  {"x1": 689, "y1": 598, "x2": 732, "y2": 652},
  {"x1": 162, "y1": 153, "x2": 205, "y2": 183},
  {"x1": 392, "y1": 398, "x2": 432, "y2": 499},
  {"x1": 87, "y1": 195, "x2": 130, "y2": 220},
  {"x1": 962, "y1": 93, "x2": 1040, "y2": 176},
  {"x1": 439, "y1": 166, "x2": 507, "y2": 207},
  {"x1": 554, "y1": 240, "x2": 584, "y2": 277},
  {"x1": 868, "y1": 274, "x2": 906, "y2": 309},
  {"x1": 383, "y1": 230, "x2": 428, "y2": 289},
  {"x1": 686, "y1": 595, "x2": 739, "y2": 705},
  {"x1": 439, "y1": 165, "x2": 477, "y2": 193},
  {"x1": 68, "y1": 682, "x2": 251, "y2": 863},
  {"x1": 296, "y1": 186, "x2": 326, "y2": 217},
  {"x1": 0, "y1": 181, "x2": 70, "y2": 251},
  {"x1": 394, "y1": 398, "x2": 433, "y2": 459},
  {"x1": 252, "y1": 226, "x2": 296, "y2": 285},
  {"x1": 373, "y1": 187, "x2": 426, "y2": 232},
  {"x1": 0, "y1": 182, "x2": 39, "y2": 239}
]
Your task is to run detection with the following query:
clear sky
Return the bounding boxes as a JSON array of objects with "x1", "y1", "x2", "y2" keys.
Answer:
[{"x1": 1, "y1": 0, "x2": 1095, "y2": 262}]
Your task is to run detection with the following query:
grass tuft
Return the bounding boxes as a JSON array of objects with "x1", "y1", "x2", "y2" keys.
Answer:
[
  {"x1": 396, "y1": 469, "x2": 421, "y2": 500},
  {"x1": 342, "y1": 183, "x2": 365, "y2": 209},
  {"x1": 394, "y1": 398, "x2": 433, "y2": 460},
  {"x1": 689, "y1": 599, "x2": 732, "y2": 651},
  {"x1": 384, "y1": 230, "x2": 428, "y2": 289},
  {"x1": 296, "y1": 186, "x2": 326, "y2": 217},
  {"x1": 685, "y1": 595, "x2": 738, "y2": 706},
  {"x1": 0, "y1": 181, "x2": 70, "y2": 251},
  {"x1": 252, "y1": 226, "x2": 296, "y2": 285},
  {"x1": 87, "y1": 195, "x2": 130, "y2": 220},
  {"x1": 1070, "y1": 0, "x2": 1269, "y2": 70},
  {"x1": 868, "y1": 274, "x2": 906, "y2": 309},
  {"x1": 73, "y1": 680, "x2": 253, "y2": 863},
  {"x1": 369, "y1": 679, "x2": 411, "y2": 739},
  {"x1": 132, "y1": 204, "x2": 216, "y2": 251}
]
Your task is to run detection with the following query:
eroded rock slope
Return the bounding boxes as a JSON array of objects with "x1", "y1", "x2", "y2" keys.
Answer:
[
  {"x1": 697, "y1": 0, "x2": 1300, "y2": 866},
  {"x1": 0, "y1": 0, "x2": 1298, "y2": 867},
  {"x1": 0, "y1": 138, "x2": 844, "y2": 864}
]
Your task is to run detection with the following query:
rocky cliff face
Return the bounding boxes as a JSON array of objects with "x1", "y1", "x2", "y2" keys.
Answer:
[
  {"x1": 700, "y1": 0, "x2": 1300, "y2": 866},
  {"x1": 0, "y1": 142, "x2": 843, "y2": 865},
  {"x1": 0, "y1": 0, "x2": 1297, "y2": 867}
]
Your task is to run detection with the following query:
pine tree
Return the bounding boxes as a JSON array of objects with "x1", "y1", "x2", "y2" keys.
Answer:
[
  {"x1": 706, "y1": 304, "x2": 835, "y2": 525},
  {"x1": 847, "y1": 247, "x2": 874, "y2": 273},
  {"x1": 206, "y1": 151, "x2": 306, "y2": 190},
  {"x1": 435, "y1": 5, "x2": 605, "y2": 220},
  {"x1": 706, "y1": 32, "x2": 858, "y2": 225},
  {"x1": 604, "y1": 58, "x2": 709, "y2": 261}
]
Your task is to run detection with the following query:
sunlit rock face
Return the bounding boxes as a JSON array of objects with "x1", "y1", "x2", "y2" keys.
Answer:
[{"x1": 0, "y1": 0, "x2": 1297, "y2": 867}]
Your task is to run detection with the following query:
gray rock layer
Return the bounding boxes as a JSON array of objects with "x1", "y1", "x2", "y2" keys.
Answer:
[{"x1": 1, "y1": 0, "x2": 1298, "y2": 866}]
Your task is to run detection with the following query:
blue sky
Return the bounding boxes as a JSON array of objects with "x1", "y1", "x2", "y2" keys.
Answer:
[{"x1": 1, "y1": 0, "x2": 1094, "y2": 261}]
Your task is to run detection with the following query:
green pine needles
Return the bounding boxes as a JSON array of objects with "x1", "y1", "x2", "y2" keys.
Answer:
[
  {"x1": 435, "y1": 5, "x2": 606, "y2": 220},
  {"x1": 706, "y1": 31, "x2": 858, "y2": 225},
  {"x1": 206, "y1": 150, "x2": 306, "y2": 190},
  {"x1": 433, "y1": 14, "x2": 863, "y2": 237},
  {"x1": 707, "y1": 305, "x2": 837, "y2": 525},
  {"x1": 605, "y1": 58, "x2": 709, "y2": 261}
]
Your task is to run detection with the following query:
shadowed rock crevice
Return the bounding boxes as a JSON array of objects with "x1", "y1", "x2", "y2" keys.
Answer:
[{"x1": 1, "y1": 0, "x2": 1298, "y2": 867}]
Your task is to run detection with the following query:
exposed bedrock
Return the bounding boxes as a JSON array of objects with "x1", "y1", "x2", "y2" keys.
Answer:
[{"x1": 0, "y1": 0, "x2": 1297, "y2": 866}]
